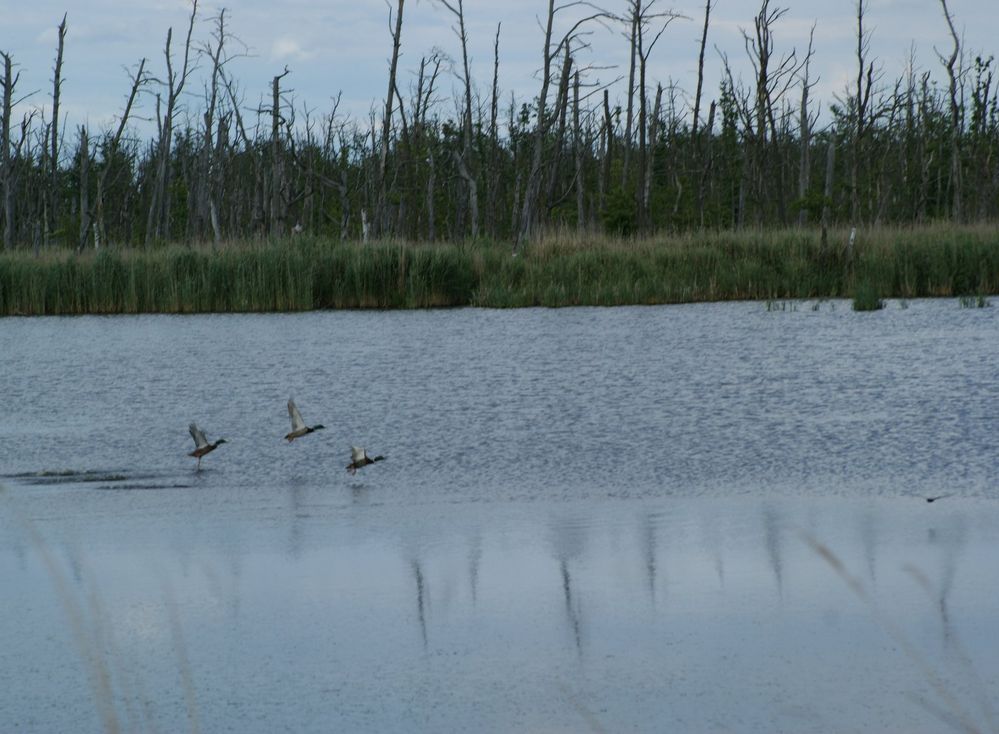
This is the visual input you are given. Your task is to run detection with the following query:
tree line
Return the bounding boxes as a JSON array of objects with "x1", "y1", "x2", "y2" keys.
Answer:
[{"x1": 1, "y1": 0, "x2": 996, "y2": 253}]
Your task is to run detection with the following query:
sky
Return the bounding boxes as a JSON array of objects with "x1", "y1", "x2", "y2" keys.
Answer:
[{"x1": 0, "y1": 0, "x2": 995, "y2": 138}]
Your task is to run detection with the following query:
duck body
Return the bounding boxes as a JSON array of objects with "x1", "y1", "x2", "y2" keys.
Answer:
[
  {"x1": 285, "y1": 399, "x2": 325, "y2": 442},
  {"x1": 189, "y1": 423, "x2": 226, "y2": 469},
  {"x1": 285, "y1": 425, "x2": 324, "y2": 442},
  {"x1": 346, "y1": 446, "x2": 385, "y2": 475}
]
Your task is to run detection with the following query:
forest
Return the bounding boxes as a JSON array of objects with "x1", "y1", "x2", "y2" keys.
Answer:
[{"x1": 0, "y1": 0, "x2": 994, "y2": 254}]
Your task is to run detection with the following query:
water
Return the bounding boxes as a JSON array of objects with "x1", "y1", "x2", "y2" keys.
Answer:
[{"x1": 2, "y1": 300, "x2": 998, "y2": 732}]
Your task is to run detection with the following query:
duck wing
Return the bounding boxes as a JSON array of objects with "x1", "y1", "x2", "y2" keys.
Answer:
[
  {"x1": 189, "y1": 423, "x2": 209, "y2": 449},
  {"x1": 288, "y1": 399, "x2": 306, "y2": 432},
  {"x1": 350, "y1": 446, "x2": 366, "y2": 464}
]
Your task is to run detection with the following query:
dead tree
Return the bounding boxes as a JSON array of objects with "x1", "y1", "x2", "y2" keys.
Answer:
[
  {"x1": 634, "y1": 3, "x2": 682, "y2": 226},
  {"x1": 642, "y1": 83, "x2": 664, "y2": 222},
  {"x1": 969, "y1": 55, "x2": 995, "y2": 220},
  {"x1": 573, "y1": 70, "x2": 585, "y2": 228},
  {"x1": 692, "y1": 1, "x2": 714, "y2": 226},
  {"x1": 410, "y1": 53, "x2": 443, "y2": 241},
  {"x1": 77, "y1": 126, "x2": 90, "y2": 251},
  {"x1": 691, "y1": 0, "x2": 713, "y2": 141},
  {"x1": 197, "y1": 9, "x2": 231, "y2": 244},
  {"x1": 621, "y1": 3, "x2": 639, "y2": 186},
  {"x1": 80, "y1": 58, "x2": 147, "y2": 249},
  {"x1": 543, "y1": 46, "x2": 573, "y2": 213},
  {"x1": 850, "y1": 0, "x2": 880, "y2": 224},
  {"x1": 49, "y1": 14, "x2": 67, "y2": 245},
  {"x1": 515, "y1": 1, "x2": 608, "y2": 250},
  {"x1": 1, "y1": 52, "x2": 20, "y2": 249},
  {"x1": 696, "y1": 99, "x2": 715, "y2": 226},
  {"x1": 599, "y1": 89, "x2": 613, "y2": 217},
  {"x1": 144, "y1": 0, "x2": 198, "y2": 246},
  {"x1": 487, "y1": 23, "x2": 502, "y2": 237},
  {"x1": 438, "y1": 0, "x2": 479, "y2": 238},
  {"x1": 223, "y1": 73, "x2": 265, "y2": 234},
  {"x1": 936, "y1": 0, "x2": 963, "y2": 221},
  {"x1": 741, "y1": 1, "x2": 802, "y2": 224},
  {"x1": 797, "y1": 24, "x2": 818, "y2": 226},
  {"x1": 268, "y1": 67, "x2": 291, "y2": 237},
  {"x1": 376, "y1": 0, "x2": 405, "y2": 236}
]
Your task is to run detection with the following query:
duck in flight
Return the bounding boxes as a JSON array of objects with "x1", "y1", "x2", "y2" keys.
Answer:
[
  {"x1": 188, "y1": 423, "x2": 226, "y2": 470},
  {"x1": 285, "y1": 399, "x2": 325, "y2": 442},
  {"x1": 346, "y1": 446, "x2": 385, "y2": 475}
]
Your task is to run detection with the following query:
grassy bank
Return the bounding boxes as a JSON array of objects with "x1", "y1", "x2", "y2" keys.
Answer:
[{"x1": 1, "y1": 225, "x2": 998, "y2": 315}]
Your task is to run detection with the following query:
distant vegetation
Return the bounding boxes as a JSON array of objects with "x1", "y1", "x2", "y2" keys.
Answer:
[
  {"x1": 2, "y1": 225, "x2": 998, "y2": 315},
  {"x1": 0, "y1": 0, "x2": 997, "y2": 255},
  {"x1": 3, "y1": 2, "x2": 998, "y2": 314}
]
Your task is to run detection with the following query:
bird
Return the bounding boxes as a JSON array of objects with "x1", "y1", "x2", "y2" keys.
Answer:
[
  {"x1": 285, "y1": 399, "x2": 325, "y2": 442},
  {"x1": 924, "y1": 494, "x2": 952, "y2": 503},
  {"x1": 346, "y1": 446, "x2": 385, "y2": 475},
  {"x1": 188, "y1": 423, "x2": 226, "y2": 470}
]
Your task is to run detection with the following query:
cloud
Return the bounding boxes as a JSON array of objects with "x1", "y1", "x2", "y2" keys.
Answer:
[{"x1": 271, "y1": 37, "x2": 317, "y2": 62}]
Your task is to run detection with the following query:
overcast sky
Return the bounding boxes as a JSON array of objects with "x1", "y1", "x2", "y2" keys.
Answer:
[{"x1": 1, "y1": 0, "x2": 995, "y2": 135}]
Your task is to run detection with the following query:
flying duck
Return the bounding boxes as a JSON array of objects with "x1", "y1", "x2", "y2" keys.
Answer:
[
  {"x1": 285, "y1": 399, "x2": 325, "y2": 442},
  {"x1": 346, "y1": 446, "x2": 385, "y2": 475},
  {"x1": 188, "y1": 423, "x2": 226, "y2": 470}
]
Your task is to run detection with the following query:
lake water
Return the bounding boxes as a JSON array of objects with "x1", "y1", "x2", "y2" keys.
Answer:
[{"x1": 2, "y1": 301, "x2": 999, "y2": 733}]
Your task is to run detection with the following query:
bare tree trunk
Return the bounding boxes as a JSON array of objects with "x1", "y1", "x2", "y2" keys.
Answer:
[
  {"x1": 573, "y1": 70, "x2": 585, "y2": 230},
  {"x1": 50, "y1": 14, "x2": 67, "y2": 244},
  {"x1": 851, "y1": 0, "x2": 875, "y2": 224},
  {"x1": 515, "y1": 0, "x2": 557, "y2": 251},
  {"x1": 742, "y1": 1, "x2": 802, "y2": 225},
  {"x1": 201, "y1": 9, "x2": 227, "y2": 245},
  {"x1": 634, "y1": 9, "x2": 677, "y2": 228},
  {"x1": 507, "y1": 96, "x2": 522, "y2": 238},
  {"x1": 1, "y1": 52, "x2": 18, "y2": 250},
  {"x1": 145, "y1": 0, "x2": 198, "y2": 246},
  {"x1": 376, "y1": 0, "x2": 405, "y2": 236},
  {"x1": 487, "y1": 23, "x2": 501, "y2": 237},
  {"x1": 752, "y1": 3, "x2": 772, "y2": 224},
  {"x1": 642, "y1": 84, "x2": 663, "y2": 223},
  {"x1": 937, "y1": 0, "x2": 962, "y2": 221},
  {"x1": 77, "y1": 126, "x2": 90, "y2": 251},
  {"x1": 600, "y1": 89, "x2": 612, "y2": 218},
  {"x1": 223, "y1": 70, "x2": 265, "y2": 235},
  {"x1": 145, "y1": 92, "x2": 165, "y2": 244},
  {"x1": 691, "y1": 1, "x2": 712, "y2": 141},
  {"x1": 696, "y1": 100, "x2": 716, "y2": 226},
  {"x1": 637, "y1": 17, "x2": 647, "y2": 219},
  {"x1": 270, "y1": 67, "x2": 290, "y2": 238},
  {"x1": 516, "y1": 1, "x2": 605, "y2": 250},
  {"x1": 797, "y1": 25, "x2": 816, "y2": 226},
  {"x1": 439, "y1": 0, "x2": 478, "y2": 239},
  {"x1": 621, "y1": 2, "x2": 639, "y2": 187},
  {"x1": 543, "y1": 47, "x2": 573, "y2": 211}
]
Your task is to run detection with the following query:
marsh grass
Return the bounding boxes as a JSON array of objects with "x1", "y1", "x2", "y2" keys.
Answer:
[
  {"x1": 1, "y1": 224, "x2": 998, "y2": 315},
  {"x1": 852, "y1": 281, "x2": 885, "y2": 312},
  {"x1": 958, "y1": 294, "x2": 991, "y2": 308}
]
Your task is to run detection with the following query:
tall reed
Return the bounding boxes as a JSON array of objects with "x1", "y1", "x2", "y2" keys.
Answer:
[{"x1": 1, "y1": 225, "x2": 997, "y2": 315}]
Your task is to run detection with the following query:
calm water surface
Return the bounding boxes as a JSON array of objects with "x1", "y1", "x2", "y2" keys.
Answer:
[{"x1": 2, "y1": 301, "x2": 999, "y2": 732}]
